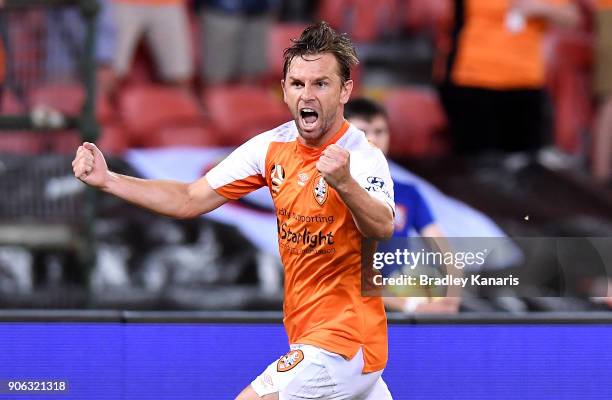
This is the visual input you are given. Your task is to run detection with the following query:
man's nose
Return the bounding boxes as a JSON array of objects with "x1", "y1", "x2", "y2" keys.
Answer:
[{"x1": 301, "y1": 83, "x2": 315, "y2": 101}]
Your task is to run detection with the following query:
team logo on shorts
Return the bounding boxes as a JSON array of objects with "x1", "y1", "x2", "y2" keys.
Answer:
[
  {"x1": 312, "y1": 175, "x2": 328, "y2": 206},
  {"x1": 277, "y1": 349, "x2": 304, "y2": 372},
  {"x1": 270, "y1": 164, "x2": 285, "y2": 196},
  {"x1": 258, "y1": 373, "x2": 274, "y2": 390}
]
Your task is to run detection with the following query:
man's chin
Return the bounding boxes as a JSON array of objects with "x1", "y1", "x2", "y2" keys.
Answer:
[
  {"x1": 296, "y1": 121, "x2": 321, "y2": 137},
  {"x1": 297, "y1": 130, "x2": 325, "y2": 146}
]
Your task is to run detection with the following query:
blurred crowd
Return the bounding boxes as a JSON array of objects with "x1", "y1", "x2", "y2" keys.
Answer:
[
  {"x1": 0, "y1": 0, "x2": 611, "y2": 312},
  {"x1": 0, "y1": 0, "x2": 608, "y2": 166}
]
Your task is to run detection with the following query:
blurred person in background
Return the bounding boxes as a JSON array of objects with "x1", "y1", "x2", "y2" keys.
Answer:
[
  {"x1": 592, "y1": 0, "x2": 612, "y2": 184},
  {"x1": 435, "y1": 0, "x2": 580, "y2": 158},
  {"x1": 0, "y1": 1, "x2": 4, "y2": 101},
  {"x1": 346, "y1": 98, "x2": 460, "y2": 314},
  {"x1": 44, "y1": 0, "x2": 116, "y2": 91},
  {"x1": 112, "y1": 0, "x2": 193, "y2": 90},
  {"x1": 278, "y1": 0, "x2": 317, "y2": 22},
  {"x1": 198, "y1": 0, "x2": 278, "y2": 85}
]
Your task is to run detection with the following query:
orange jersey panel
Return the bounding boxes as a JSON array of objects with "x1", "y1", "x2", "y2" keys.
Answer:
[
  {"x1": 206, "y1": 121, "x2": 395, "y2": 372},
  {"x1": 451, "y1": 0, "x2": 569, "y2": 89},
  {"x1": 598, "y1": 0, "x2": 612, "y2": 9}
]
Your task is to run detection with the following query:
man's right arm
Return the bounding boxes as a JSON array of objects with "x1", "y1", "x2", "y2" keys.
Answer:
[{"x1": 72, "y1": 142, "x2": 228, "y2": 219}]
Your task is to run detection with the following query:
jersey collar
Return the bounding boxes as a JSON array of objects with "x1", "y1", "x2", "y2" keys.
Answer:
[{"x1": 295, "y1": 120, "x2": 350, "y2": 162}]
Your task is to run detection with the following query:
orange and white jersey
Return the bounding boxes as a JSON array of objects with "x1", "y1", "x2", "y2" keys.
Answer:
[{"x1": 206, "y1": 120, "x2": 394, "y2": 372}]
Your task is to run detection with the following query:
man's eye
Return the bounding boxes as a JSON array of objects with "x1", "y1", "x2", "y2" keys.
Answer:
[
  {"x1": 293, "y1": 82, "x2": 303, "y2": 87},
  {"x1": 317, "y1": 81, "x2": 328, "y2": 87}
]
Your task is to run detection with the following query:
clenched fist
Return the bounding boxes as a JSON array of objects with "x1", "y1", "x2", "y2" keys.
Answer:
[
  {"x1": 72, "y1": 142, "x2": 109, "y2": 189},
  {"x1": 316, "y1": 144, "x2": 351, "y2": 190}
]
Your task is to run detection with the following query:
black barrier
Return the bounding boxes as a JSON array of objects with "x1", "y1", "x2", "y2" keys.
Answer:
[{"x1": 0, "y1": 310, "x2": 611, "y2": 324}]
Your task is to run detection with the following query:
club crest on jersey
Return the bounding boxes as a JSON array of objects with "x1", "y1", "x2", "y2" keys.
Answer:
[
  {"x1": 270, "y1": 164, "x2": 285, "y2": 196},
  {"x1": 277, "y1": 349, "x2": 304, "y2": 372},
  {"x1": 312, "y1": 175, "x2": 328, "y2": 206},
  {"x1": 297, "y1": 172, "x2": 309, "y2": 187}
]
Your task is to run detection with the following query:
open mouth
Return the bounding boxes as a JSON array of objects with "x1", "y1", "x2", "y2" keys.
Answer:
[{"x1": 300, "y1": 108, "x2": 319, "y2": 126}]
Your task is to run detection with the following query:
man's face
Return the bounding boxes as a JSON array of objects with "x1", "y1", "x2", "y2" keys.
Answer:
[
  {"x1": 282, "y1": 53, "x2": 353, "y2": 146},
  {"x1": 348, "y1": 115, "x2": 390, "y2": 155}
]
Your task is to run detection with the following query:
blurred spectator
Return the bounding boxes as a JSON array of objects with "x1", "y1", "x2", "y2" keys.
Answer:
[
  {"x1": 112, "y1": 0, "x2": 193, "y2": 89},
  {"x1": 278, "y1": 0, "x2": 317, "y2": 22},
  {"x1": 44, "y1": 0, "x2": 116, "y2": 90},
  {"x1": 345, "y1": 98, "x2": 460, "y2": 314},
  {"x1": 593, "y1": 0, "x2": 612, "y2": 184},
  {"x1": 197, "y1": 0, "x2": 278, "y2": 85},
  {"x1": 96, "y1": 0, "x2": 118, "y2": 97},
  {"x1": 435, "y1": 0, "x2": 580, "y2": 156},
  {"x1": 0, "y1": 1, "x2": 5, "y2": 99}
]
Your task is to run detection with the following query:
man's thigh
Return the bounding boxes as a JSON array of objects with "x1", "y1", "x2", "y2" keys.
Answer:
[
  {"x1": 236, "y1": 385, "x2": 278, "y2": 400},
  {"x1": 361, "y1": 377, "x2": 393, "y2": 400}
]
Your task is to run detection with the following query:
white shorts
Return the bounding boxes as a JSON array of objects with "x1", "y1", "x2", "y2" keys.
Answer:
[{"x1": 251, "y1": 344, "x2": 393, "y2": 400}]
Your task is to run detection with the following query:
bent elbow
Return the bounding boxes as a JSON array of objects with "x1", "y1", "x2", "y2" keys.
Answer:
[
  {"x1": 176, "y1": 208, "x2": 200, "y2": 220},
  {"x1": 175, "y1": 184, "x2": 202, "y2": 219},
  {"x1": 174, "y1": 203, "x2": 200, "y2": 219},
  {"x1": 378, "y1": 220, "x2": 395, "y2": 241},
  {"x1": 363, "y1": 219, "x2": 394, "y2": 241},
  {"x1": 379, "y1": 206, "x2": 395, "y2": 240}
]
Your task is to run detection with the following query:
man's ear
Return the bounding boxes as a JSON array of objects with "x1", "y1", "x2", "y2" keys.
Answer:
[
  {"x1": 281, "y1": 79, "x2": 287, "y2": 104},
  {"x1": 340, "y1": 80, "x2": 354, "y2": 105}
]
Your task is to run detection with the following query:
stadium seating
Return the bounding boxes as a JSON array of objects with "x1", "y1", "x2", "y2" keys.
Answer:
[
  {"x1": 317, "y1": 0, "x2": 350, "y2": 30},
  {"x1": 1, "y1": 90, "x2": 27, "y2": 114},
  {"x1": 382, "y1": 87, "x2": 449, "y2": 158},
  {"x1": 267, "y1": 23, "x2": 309, "y2": 81},
  {"x1": 97, "y1": 124, "x2": 129, "y2": 155},
  {"x1": 545, "y1": 29, "x2": 594, "y2": 154},
  {"x1": 122, "y1": 44, "x2": 156, "y2": 86},
  {"x1": 48, "y1": 130, "x2": 81, "y2": 154},
  {"x1": 29, "y1": 83, "x2": 84, "y2": 115},
  {"x1": 29, "y1": 83, "x2": 114, "y2": 124},
  {"x1": 352, "y1": 0, "x2": 398, "y2": 42},
  {"x1": 118, "y1": 85, "x2": 206, "y2": 146},
  {"x1": 317, "y1": 0, "x2": 398, "y2": 42},
  {"x1": 202, "y1": 85, "x2": 290, "y2": 145},
  {"x1": 96, "y1": 92, "x2": 115, "y2": 125},
  {"x1": 150, "y1": 125, "x2": 223, "y2": 148},
  {"x1": 402, "y1": 0, "x2": 451, "y2": 34},
  {"x1": 0, "y1": 132, "x2": 44, "y2": 154}
]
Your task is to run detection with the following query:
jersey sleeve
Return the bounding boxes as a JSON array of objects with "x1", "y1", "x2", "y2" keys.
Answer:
[
  {"x1": 205, "y1": 133, "x2": 269, "y2": 200},
  {"x1": 351, "y1": 148, "x2": 395, "y2": 212}
]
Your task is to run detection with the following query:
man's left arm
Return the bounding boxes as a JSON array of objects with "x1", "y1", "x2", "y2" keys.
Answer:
[{"x1": 317, "y1": 144, "x2": 394, "y2": 240}]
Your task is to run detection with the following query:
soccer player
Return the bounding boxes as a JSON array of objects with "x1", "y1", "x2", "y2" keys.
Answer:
[
  {"x1": 72, "y1": 22, "x2": 395, "y2": 399},
  {"x1": 345, "y1": 97, "x2": 460, "y2": 314}
]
